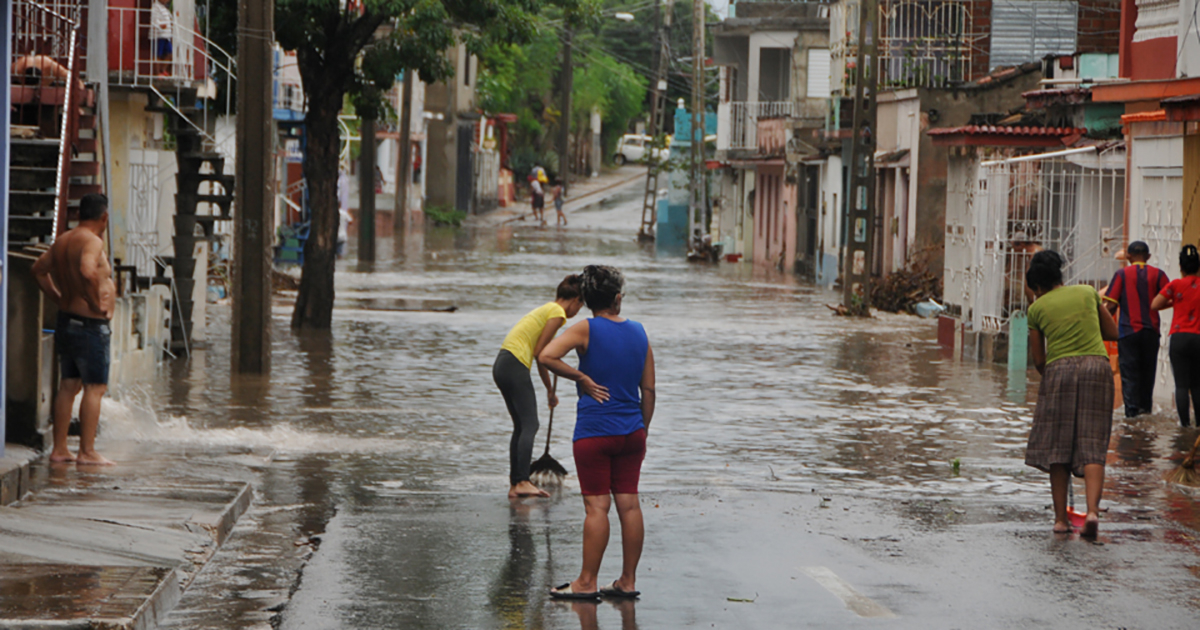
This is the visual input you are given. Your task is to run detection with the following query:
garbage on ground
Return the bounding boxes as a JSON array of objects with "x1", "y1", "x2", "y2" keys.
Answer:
[{"x1": 915, "y1": 299, "x2": 945, "y2": 319}]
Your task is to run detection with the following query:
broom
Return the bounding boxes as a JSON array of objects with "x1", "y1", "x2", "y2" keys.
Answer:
[
  {"x1": 530, "y1": 375, "x2": 568, "y2": 486},
  {"x1": 1164, "y1": 433, "x2": 1200, "y2": 486}
]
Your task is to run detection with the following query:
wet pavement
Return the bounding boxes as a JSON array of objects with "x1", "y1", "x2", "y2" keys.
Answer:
[{"x1": 64, "y1": 181, "x2": 1200, "y2": 627}]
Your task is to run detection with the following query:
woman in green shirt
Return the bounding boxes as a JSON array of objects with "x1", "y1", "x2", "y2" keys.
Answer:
[{"x1": 1025, "y1": 250, "x2": 1119, "y2": 538}]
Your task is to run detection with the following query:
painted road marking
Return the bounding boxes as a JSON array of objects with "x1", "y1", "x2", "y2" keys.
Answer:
[{"x1": 801, "y1": 566, "x2": 897, "y2": 619}]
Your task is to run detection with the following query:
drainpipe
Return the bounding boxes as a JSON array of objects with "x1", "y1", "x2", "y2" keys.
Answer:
[
  {"x1": 1125, "y1": 125, "x2": 1132, "y2": 250},
  {"x1": 0, "y1": 0, "x2": 10, "y2": 456}
]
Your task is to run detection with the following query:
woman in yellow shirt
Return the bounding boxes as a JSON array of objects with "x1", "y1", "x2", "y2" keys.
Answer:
[{"x1": 494, "y1": 274, "x2": 585, "y2": 498}]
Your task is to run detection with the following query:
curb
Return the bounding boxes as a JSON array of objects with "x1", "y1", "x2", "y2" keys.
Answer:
[
  {"x1": 0, "y1": 445, "x2": 41, "y2": 506},
  {"x1": 0, "y1": 567, "x2": 180, "y2": 630}
]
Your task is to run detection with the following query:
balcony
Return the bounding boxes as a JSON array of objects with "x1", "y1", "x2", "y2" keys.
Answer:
[
  {"x1": 108, "y1": 3, "x2": 232, "y2": 88},
  {"x1": 717, "y1": 101, "x2": 796, "y2": 154},
  {"x1": 831, "y1": 0, "x2": 977, "y2": 95}
]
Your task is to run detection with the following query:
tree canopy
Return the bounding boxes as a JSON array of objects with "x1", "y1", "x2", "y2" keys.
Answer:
[
  {"x1": 279, "y1": 0, "x2": 593, "y2": 329},
  {"x1": 476, "y1": 0, "x2": 713, "y2": 172}
]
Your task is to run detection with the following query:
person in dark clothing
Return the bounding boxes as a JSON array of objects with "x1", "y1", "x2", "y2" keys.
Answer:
[
  {"x1": 1152, "y1": 244, "x2": 1200, "y2": 427},
  {"x1": 1104, "y1": 241, "x2": 1169, "y2": 417}
]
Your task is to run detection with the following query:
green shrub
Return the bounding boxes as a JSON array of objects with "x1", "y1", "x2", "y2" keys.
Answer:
[{"x1": 425, "y1": 204, "x2": 467, "y2": 227}]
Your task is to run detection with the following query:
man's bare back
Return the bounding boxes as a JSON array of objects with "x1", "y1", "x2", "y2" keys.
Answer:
[
  {"x1": 32, "y1": 194, "x2": 116, "y2": 466},
  {"x1": 33, "y1": 226, "x2": 115, "y2": 320}
]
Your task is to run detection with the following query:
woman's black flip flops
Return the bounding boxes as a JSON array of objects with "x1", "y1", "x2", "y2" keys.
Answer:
[
  {"x1": 599, "y1": 581, "x2": 641, "y2": 598},
  {"x1": 549, "y1": 583, "x2": 601, "y2": 600}
]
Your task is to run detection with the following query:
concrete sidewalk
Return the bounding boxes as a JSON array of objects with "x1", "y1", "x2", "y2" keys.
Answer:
[{"x1": 0, "y1": 445, "x2": 252, "y2": 630}]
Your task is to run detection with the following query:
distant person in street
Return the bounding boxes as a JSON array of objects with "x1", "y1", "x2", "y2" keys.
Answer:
[
  {"x1": 529, "y1": 172, "x2": 546, "y2": 224},
  {"x1": 1104, "y1": 241, "x2": 1169, "y2": 417},
  {"x1": 151, "y1": 0, "x2": 173, "y2": 76},
  {"x1": 552, "y1": 180, "x2": 567, "y2": 226},
  {"x1": 494, "y1": 274, "x2": 585, "y2": 498},
  {"x1": 337, "y1": 170, "x2": 352, "y2": 258},
  {"x1": 1026, "y1": 250, "x2": 1119, "y2": 538},
  {"x1": 1151, "y1": 244, "x2": 1200, "y2": 427},
  {"x1": 540, "y1": 265, "x2": 656, "y2": 600},
  {"x1": 31, "y1": 194, "x2": 117, "y2": 466},
  {"x1": 374, "y1": 165, "x2": 385, "y2": 195}
]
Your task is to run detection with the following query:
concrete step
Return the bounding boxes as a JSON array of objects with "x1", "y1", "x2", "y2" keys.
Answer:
[
  {"x1": 10, "y1": 138, "x2": 60, "y2": 167},
  {"x1": 10, "y1": 165, "x2": 58, "y2": 190},
  {"x1": 8, "y1": 190, "x2": 57, "y2": 215},
  {"x1": 69, "y1": 183, "x2": 103, "y2": 199},
  {"x1": 0, "y1": 469, "x2": 251, "y2": 629},
  {"x1": 8, "y1": 215, "x2": 56, "y2": 240}
]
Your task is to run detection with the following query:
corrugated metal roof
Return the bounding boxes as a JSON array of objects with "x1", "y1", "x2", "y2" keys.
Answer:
[
  {"x1": 927, "y1": 125, "x2": 1086, "y2": 136},
  {"x1": 990, "y1": 0, "x2": 1078, "y2": 68}
]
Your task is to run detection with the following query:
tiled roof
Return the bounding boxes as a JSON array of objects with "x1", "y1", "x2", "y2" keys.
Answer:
[
  {"x1": 1120, "y1": 109, "x2": 1167, "y2": 123},
  {"x1": 926, "y1": 125, "x2": 1086, "y2": 136}
]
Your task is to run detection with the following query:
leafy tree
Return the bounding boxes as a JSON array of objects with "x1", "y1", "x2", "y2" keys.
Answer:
[{"x1": 274, "y1": 0, "x2": 589, "y2": 330}]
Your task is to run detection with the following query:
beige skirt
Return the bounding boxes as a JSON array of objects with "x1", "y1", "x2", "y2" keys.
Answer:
[{"x1": 1025, "y1": 355, "x2": 1115, "y2": 477}]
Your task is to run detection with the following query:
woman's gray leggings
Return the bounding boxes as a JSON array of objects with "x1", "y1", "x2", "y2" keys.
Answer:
[{"x1": 493, "y1": 350, "x2": 539, "y2": 485}]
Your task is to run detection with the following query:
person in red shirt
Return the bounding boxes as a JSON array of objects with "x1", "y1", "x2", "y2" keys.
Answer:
[
  {"x1": 1152, "y1": 244, "x2": 1200, "y2": 427},
  {"x1": 1104, "y1": 241, "x2": 1170, "y2": 417}
]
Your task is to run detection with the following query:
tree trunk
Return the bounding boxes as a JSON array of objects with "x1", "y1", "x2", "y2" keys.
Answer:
[{"x1": 291, "y1": 93, "x2": 342, "y2": 329}]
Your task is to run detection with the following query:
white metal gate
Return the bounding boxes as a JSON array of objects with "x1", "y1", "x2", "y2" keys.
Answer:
[
  {"x1": 127, "y1": 149, "x2": 161, "y2": 276},
  {"x1": 970, "y1": 149, "x2": 1125, "y2": 332},
  {"x1": 1137, "y1": 167, "x2": 1184, "y2": 395}
]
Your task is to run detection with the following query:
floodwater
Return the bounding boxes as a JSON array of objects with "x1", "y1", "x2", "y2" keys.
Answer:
[{"x1": 120, "y1": 183, "x2": 1200, "y2": 628}]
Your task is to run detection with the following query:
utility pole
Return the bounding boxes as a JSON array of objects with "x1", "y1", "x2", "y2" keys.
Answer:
[
  {"x1": 687, "y1": 0, "x2": 706, "y2": 249},
  {"x1": 558, "y1": 27, "x2": 574, "y2": 194},
  {"x1": 232, "y1": 0, "x2": 274, "y2": 374},
  {"x1": 394, "y1": 70, "x2": 414, "y2": 238},
  {"x1": 842, "y1": 0, "x2": 879, "y2": 311},
  {"x1": 638, "y1": 0, "x2": 674, "y2": 241},
  {"x1": 358, "y1": 116, "x2": 376, "y2": 265}
]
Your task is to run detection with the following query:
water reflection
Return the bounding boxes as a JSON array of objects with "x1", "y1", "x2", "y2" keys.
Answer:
[
  {"x1": 566, "y1": 599, "x2": 638, "y2": 630},
  {"x1": 489, "y1": 503, "x2": 540, "y2": 629}
]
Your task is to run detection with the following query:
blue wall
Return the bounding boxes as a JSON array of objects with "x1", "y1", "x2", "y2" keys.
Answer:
[{"x1": 1, "y1": 0, "x2": 11, "y2": 455}]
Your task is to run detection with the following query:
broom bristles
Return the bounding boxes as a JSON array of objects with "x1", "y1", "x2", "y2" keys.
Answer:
[
  {"x1": 1164, "y1": 434, "x2": 1200, "y2": 486},
  {"x1": 530, "y1": 453, "x2": 568, "y2": 487}
]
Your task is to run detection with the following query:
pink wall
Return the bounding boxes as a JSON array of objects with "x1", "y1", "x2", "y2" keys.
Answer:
[{"x1": 752, "y1": 165, "x2": 796, "y2": 272}]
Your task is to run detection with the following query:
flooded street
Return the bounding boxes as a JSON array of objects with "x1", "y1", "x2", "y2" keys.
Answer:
[{"x1": 118, "y1": 182, "x2": 1200, "y2": 628}]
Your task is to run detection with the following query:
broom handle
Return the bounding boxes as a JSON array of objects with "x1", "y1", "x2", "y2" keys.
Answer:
[{"x1": 542, "y1": 375, "x2": 558, "y2": 457}]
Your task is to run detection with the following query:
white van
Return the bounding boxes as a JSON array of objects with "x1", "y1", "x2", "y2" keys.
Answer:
[{"x1": 613, "y1": 134, "x2": 670, "y2": 165}]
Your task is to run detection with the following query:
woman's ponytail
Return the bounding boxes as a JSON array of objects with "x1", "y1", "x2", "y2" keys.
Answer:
[
  {"x1": 1026, "y1": 250, "x2": 1064, "y2": 293},
  {"x1": 1181, "y1": 244, "x2": 1200, "y2": 275}
]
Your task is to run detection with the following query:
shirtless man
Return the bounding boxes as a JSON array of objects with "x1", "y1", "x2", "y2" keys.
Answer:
[{"x1": 31, "y1": 194, "x2": 116, "y2": 465}]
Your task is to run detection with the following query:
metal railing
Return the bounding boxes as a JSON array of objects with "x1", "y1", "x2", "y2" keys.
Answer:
[
  {"x1": 968, "y1": 152, "x2": 1125, "y2": 332},
  {"x1": 726, "y1": 101, "x2": 796, "y2": 151},
  {"x1": 107, "y1": 5, "x2": 237, "y2": 143},
  {"x1": 831, "y1": 0, "x2": 976, "y2": 95}
]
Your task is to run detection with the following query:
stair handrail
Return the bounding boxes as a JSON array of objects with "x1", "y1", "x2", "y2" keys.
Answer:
[
  {"x1": 173, "y1": 21, "x2": 236, "y2": 80},
  {"x1": 51, "y1": 15, "x2": 81, "y2": 239},
  {"x1": 148, "y1": 83, "x2": 216, "y2": 145}
]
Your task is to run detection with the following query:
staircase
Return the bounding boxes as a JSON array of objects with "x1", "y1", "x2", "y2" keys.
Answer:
[
  {"x1": 8, "y1": 92, "x2": 101, "y2": 245},
  {"x1": 146, "y1": 86, "x2": 235, "y2": 350}
]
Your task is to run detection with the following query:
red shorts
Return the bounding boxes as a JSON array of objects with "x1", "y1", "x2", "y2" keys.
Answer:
[{"x1": 573, "y1": 430, "x2": 647, "y2": 496}]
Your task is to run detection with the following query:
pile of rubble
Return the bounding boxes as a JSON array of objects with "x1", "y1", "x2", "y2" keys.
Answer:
[{"x1": 870, "y1": 261, "x2": 943, "y2": 314}]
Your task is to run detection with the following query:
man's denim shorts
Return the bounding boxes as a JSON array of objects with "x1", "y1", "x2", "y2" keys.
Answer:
[{"x1": 55, "y1": 312, "x2": 111, "y2": 385}]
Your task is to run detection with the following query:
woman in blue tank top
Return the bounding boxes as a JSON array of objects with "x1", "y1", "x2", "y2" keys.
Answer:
[{"x1": 539, "y1": 265, "x2": 656, "y2": 600}]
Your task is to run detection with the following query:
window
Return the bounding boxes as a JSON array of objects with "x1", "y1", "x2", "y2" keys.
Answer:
[
  {"x1": 989, "y1": 0, "x2": 1078, "y2": 68},
  {"x1": 806, "y1": 49, "x2": 831, "y2": 99}
]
